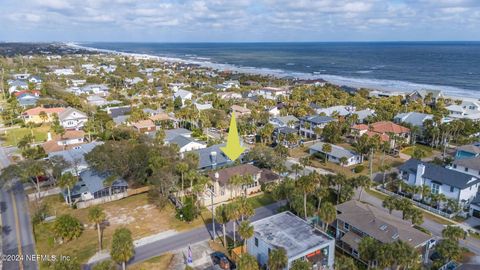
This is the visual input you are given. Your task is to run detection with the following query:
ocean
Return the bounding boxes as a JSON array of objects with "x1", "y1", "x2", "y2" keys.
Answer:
[{"x1": 82, "y1": 42, "x2": 480, "y2": 98}]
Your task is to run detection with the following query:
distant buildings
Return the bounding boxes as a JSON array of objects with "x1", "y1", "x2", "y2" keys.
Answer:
[
  {"x1": 231, "y1": 104, "x2": 251, "y2": 117},
  {"x1": 247, "y1": 211, "x2": 335, "y2": 269},
  {"x1": 251, "y1": 87, "x2": 289, "y2": 101}
]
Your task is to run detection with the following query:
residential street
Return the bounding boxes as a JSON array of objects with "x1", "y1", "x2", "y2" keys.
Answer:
[
  {"x1": 83, "y1": 200, "x2": 286, "y2": 270},
  {"x1": 0, "y1": 146, "x2": 38, "y2": 270},
  {"x1": 358, "y1": 189, "x2": 480, "y2": 261}
]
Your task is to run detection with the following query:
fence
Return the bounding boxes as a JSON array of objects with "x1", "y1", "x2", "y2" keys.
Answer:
[
  {"x1": 375, "y1": 186, "x2": 456, "y2": 219},
  {"x1": 28, "y1": 187, "x2": 62, "y2": 201},
  {"x1": 76, "y1": 192, "x2": 127, "y2": 209}
]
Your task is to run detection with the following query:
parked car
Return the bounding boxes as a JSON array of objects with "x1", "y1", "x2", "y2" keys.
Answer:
[{"x1": 211, "y1": 252, "x2": 236, "y2": 270}]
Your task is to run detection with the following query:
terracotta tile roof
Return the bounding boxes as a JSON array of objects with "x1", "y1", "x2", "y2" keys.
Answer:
[
  {"x1": 370, "y1": 121, "x2": 410, "y2": 134},
  {"x1": 231, "y1": 105, "x2": 251, "y2": 114},
  {"x1": 23, "y1": 106, "x2": 65, "y2": 116},
  {"x1": 365, "y1": 131, "x2": 390, "y2": 142},
  {"x1": 149, "y1": 113, "x2": 171, "y2": 121},
  {"x1": 42, "y1": 130, "x2": 86, "y2": 153},
  {"x1": 351, "y1": 124, "x2": 368, "y2": 130},
  {"x1": 132, "y1": 119, "x2": 155, "y2": 129}
]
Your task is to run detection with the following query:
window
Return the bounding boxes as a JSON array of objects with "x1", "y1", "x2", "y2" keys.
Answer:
[
  {"x1": 453, "y1": 164, "x2": 457, "y2": 168},
  {"x1": 254, "y1": 237, "x2": 258, "y2": 247},
  {"x1": 432, "y1": 183, "x2": 440, "y2": 194},
  {"x1": 465, "y1": 168, "x2": 469, "y2": 172},
  {"x1": 344, "y1": 223, "x2": 350, "y2": 231},
  {"x1": 450, "y1": 186, "x2": 454, "y2": 193}
]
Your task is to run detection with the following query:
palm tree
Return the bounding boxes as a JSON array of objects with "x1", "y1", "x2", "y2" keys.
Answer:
[
  {"x1": 353, "y1": 175, "x2": 371, "y2": 201},
  {"x1": 335, "y1": 255, "x2": 358, "y2": 270},
  {"x1": 291, "y1": 163, "x2": 303, "y2": 179},
  {"x1": 318, "y1": 201, "x2": 336, "y2": 231},
  {"x1": 382, "y1": 196, "x2": 397, "y2": 214},
  {"x1": 176, "y1": 162, "x2": 189, "y2": 202},
  {"x1": 215, "y1": 205, "x2": 230, "y2": 247},
  {"x1": 58, "y1": 172, "x2": 77, "y2": 206},
  {"x1": 268, "y1": 248, "x2": 288, "y2": 270},
  {"x1": 321, "y1": 143, "x2": 332, "y2": 164},
  {"x1": 226, "y1": 203, "x2": 241, "y2": 245},
  {"x1": 110, "y1": 228, "x2": 134, "y2": 270},
  {"x1": 238, "y1": 221, "x2": 254, "y2": 253},
  {"x1": 88, "y1": 206, "x2": 106, "y2": 252},
  {"x1": 296, "y1": 174, "x2": 317, "y2": 220},
  {"x1": 237, "y1": 253, "x2": 259, "y2": 270},
  {"x1": 358, "y1": 236, "x2": 379, "y2": 269},
  {"x1": 442, "y1": 225, "x2": 465, "y2": 241},
  {"x1": 420, "y1": 185, "x2": 431, "y2": 202},
  {"x1": 39, "y1": 111, "x2": 48, "y2": 124},
  {"x1": 290, "y1": 260, "x2": 311, "y2": 270}
]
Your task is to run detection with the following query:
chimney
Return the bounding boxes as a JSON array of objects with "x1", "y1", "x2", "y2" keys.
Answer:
[
  {"x1": 47, "y1": 132, "x2": 52, "y2": 142},
  {"x1": 214, "y1": 172, "x2": 219, "y2": 180},
  {"x1": 210, "y1": 151, "x2": 217, "y2": 167},
  {"x1": 243, "y1": 103, "x2": 247, "y2": 109},
  {"x1": 415, "y1": 163, "x2": 425, "y2": 186}
]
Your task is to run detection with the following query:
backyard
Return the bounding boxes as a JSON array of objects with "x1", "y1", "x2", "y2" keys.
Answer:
[
  {"x1": 31, "y1": 193, "x2": 210, "y2": 267},
  {"x1": 0, "y1": 125, "x2": 50, "y2": 146},
  {"x1": 401, "y1": 145, "x2": 438, "y2": 159}
]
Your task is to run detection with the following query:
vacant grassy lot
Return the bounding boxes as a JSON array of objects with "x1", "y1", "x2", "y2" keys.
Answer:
[
  {"x1": 32, "y1": 193, "x2": 209, "y2": 268},
  {"x1": 129, "y1": 254, "x2": 173, "y2": 270},
  {"x1": 401, "y1": 145, "x2": 437, "y2": 158},
  {"x1": 246, "y1": 193, "x2": 275, "y2": 208},
  {"x1": 0, "y1": 125, "x2": 50, "y2": 146}
]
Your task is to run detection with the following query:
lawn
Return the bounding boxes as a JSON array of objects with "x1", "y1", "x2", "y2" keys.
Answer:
[
  {"x1": 288, "y1": 146, "x2": 309, "y2": 158},
  {"x1": 309, "y1": 153, "x2": 404, "y2": 178},
  {"x1": 129, "y1": 254, "x2": 173, "y2": 270},
  {"x1": 246, "y1": 193, "x2": 275, "y2": 208},
  {"x1": 0, "y1": 125, "x2": 50, "y2": 146},
  {"x1": 401, "y1": 145, "x2": 437, "y2": 158},
  {"x1": 31, "y1": 193, "x2": 210, "y2": 268}
]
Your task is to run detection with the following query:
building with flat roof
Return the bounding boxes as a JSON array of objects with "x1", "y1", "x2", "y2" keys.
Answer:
[{"x1": 247, "y1": 211, "x2": 335, "y2": 269}]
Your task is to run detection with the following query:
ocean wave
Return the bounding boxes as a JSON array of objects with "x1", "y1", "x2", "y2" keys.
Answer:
[
  {"x1": 68, "y1": 42, "x2": 479, "y2": 99},
  {"x1": 356, "y1": 70, "x2": 373, "y2": 74}
]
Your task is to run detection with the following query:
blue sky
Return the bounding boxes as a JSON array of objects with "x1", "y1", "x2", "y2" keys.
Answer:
[{"x1": 1, "y1": 0, "x2": 480, "y2": 42}]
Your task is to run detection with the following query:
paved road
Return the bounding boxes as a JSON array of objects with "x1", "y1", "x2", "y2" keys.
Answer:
[
  {"x1": 0, "y1": 146, "x2": 38, "y2": 270},
  {"x1": 358, "y1": 189, "x2": 480, "y2": 259},
  {"x1": 83, "y1": 200, "x2": 286, "y2": 269}
]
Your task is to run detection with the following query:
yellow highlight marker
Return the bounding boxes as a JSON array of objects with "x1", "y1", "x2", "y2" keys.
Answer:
[{"x1": 220, "y1": 112, "x2": 245, "y2": 161}]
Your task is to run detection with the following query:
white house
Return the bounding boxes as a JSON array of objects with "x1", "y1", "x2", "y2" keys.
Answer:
[
  {"x1": 8, "y1": 80, "x2": 28, "y2": 94},
  {"x1": 398, "y1": 159, "x2": 480, "y2": 207},
  {"x1": 450, "y1": 157, "x2": 480, "y2": 178},
  {"x1": 247, "y1": 211, "x2": 335, "y2": 269},
  {"x1": 53, "y1": 68, "x2": 75, "y2": 76},
  {"x1": 173, "y1": 89, "x2": 193, "y2": 106},
  {"x1": 309, "y1": 142, "x2": 362, "y2": 166},
  {"x1": 446, "y1": 100, "x2": 480, "y2": 121},
  {"x1": 58, "y1": 107, "x2": 88, "y2": 130},
  {"x1": 269, "y1": 115, "x2": 299, "y2": 128},
  {"x1": 166, "y1": 135, "x2": 206, "y2": 153},
  {"x1": 252, "y1": 87, "x2": 289, "y2": 100},
  {"x1": 299, "y1": 115, "x2": 336, "y2": 139}
]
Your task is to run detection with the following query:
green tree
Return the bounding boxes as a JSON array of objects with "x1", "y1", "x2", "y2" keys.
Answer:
[
  {"x1": 51, "y1": 256, "x2": 81, "y2": 270},
  {"x1": 290, "y1": 260, "x2": 311, "y2": 270},
  {"x1": 382, "y1": 196, "x2": 397, "y2": 214},
  {"x1": 321, "y1": 143, "x2": 332, "y2": 164},
  {"x1": 58, "y1": 172, "x2": 77, "y2": 206},
  {"x1": 335, "y1": 255, "x2": 358, "y2": 270},
  {"x1": 226, "y1": 203, "x2": 241, "y2": 245},
  {"x1": 437, "y1": 239, "x2": 462, "y2": 263},
  {"x1": 238, "y1": 220, "x2": 254, "y2": 253},
  {"x1": 318, "y1": 201, "x2": 336, "y2": 231},
  {"x1": 215, "y1": 204, "x2": 230, "y2": 247},
  {"x1": 53, "y1": 214, "x2": 83, "y2": 242},
  {"x1": 111, "y1": 228, "x2": 135, "y2": 270},
  {"x1": 89, "y1": 206, "x2": 106, "y2": 252},
  {"x1": 442, "y1": 226, "x2": 465, "y2": 241},
  {"x1": 296, "y1": 173, "x2": 317, "y2": 219},
  {"x1": 359, "y1": 237, "x2": 378, "y2": 269},
  {"x1": 268, "y1": 248, "x2": 288, "y2": 270},
  {"x1": 237, "y1": 253, "x2": 259, "y2": 270},
  {"x1": 92, "y1": 260, "x2": 115, "y2": 270},
  {"x1": 176, "y1": 162, "x2": 189, "y2": 202},
  {"x1": 353, "y1": 175, "x2": 371, "y2": 201}
]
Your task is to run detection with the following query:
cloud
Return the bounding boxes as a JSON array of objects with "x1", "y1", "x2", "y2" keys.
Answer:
[{"x1": 1, "y1": 0, "x2": 480, "y2": 41}]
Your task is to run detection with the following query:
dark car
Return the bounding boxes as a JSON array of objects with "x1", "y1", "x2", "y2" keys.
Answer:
[{"x1": 211, "y1": 252, "x2": 236, "y2": 270}]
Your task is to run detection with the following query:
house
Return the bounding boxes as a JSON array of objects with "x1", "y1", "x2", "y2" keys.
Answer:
[
  {"x1": 217, "y1": 92, "x2": 242, "y2": 100},
  {"x1": 205, "y1": 164, "x2": 279, "y2": 205},
  {"x1": 58, "y1": 107, "x2": 88, "y2": 130},
  {"x1": 270, "y1": 115, "x2": 299, "y2": 128},
  {"x1": 455, "y1": 143, "x2": 480, "y2": 160},
  {"x1": 194, "y1": 102, "x2": 213, "y2": 111},
  {"x1": 351, "y1": 121, "x2": 410, "y2": 148},
  {"x1": 294, "y1": 78, "x2": 327, "y2": 87},
  {"x1": 299, "y1": 115, "x2": 336, "y2": 139},
  {"x1": 17, "y1": 93, "x2": 39, "y2": 108},
  {"x1": 70, "y1": 79, "x2": 87, "y2": 87},
  {"x1": 398, "y1": 159, "x2": 480, "y2": 207},
  {"x1": 165, "y1": 128, "x2": 192, "y2": 141},
  {"x1": 48, "y1": 142, "x2": 103, "y2": 175},
  {"x1": 53, "y1": 68, "x2": 75, "y2": 76},
  {"x1": 166, "y1": 135, "x2": 206, "y2": 153},
  {"x1": 132, "y1": 119, "x2": 156, "y2": 134},
  {"x1": 266, "y1": 106, "x2": 281, "y2": 117},
  {"x1": 252, "y1": 87, "x2": 289, "y2": 100},
  {"x1": 451, "y1": 157, "x2": 480, "y2": 178},
  {"x1": 334, "y1": 200, "x2": 434, "y2": 264},
  {"x1": 216, "y1": 80, "x2": 240, "y2": 91},
  {"x1": 12, "y1": 73, "x2": 30, "y2": 80},
  {"x1": 247, "y1": 211, "x2": 335, "y2": 269},
  {"x1": 28, "y1": 76, "x2": 42, "y2": 84},
  {"x1": 125, "y1": 77, "x2": 143, "y2": 86},
  {"x1": 64, "y1": 169, "x2": 128, "y2": 203},
  {"x1": 87, "y1": 95, "x2": 108, "y2": 106},
  {"x1": 106, "y1": 106, "x2": 131, "y2": 119},
  {"x1": 312, "y1": 105, "x2": 354, "y2": 117},
  {"x1": 231, "y1": 105, "x2": 251, "y2": 117},
  {"x1": 173, "y1": 89, "x2": 193, "y2": 106},
  {"x1": 354, "y1": 109, "x2": 376, "y2": 123},
  {"x1": 309, "y1": 142, "x2": 362, "y2": 166},
  {"x1": 394, "y1": 112, "x2": 433, "y2": 128},
  {"x1": 273, "y1": 127, "x2": 299, "y2": 148},
  {"x1": 168, "y1": 82, "x2": 187, "y2": 92},
  {"x1": 407, "y1": 89, "x2": 443, "y2": 104},
  {"x1": 22, "y1": 107, "x2": 65, "y2": 124},
  {"x1": 42, "y1": 130, "x2": 86, "y2": 153},
  {"x1": 79, "y1": 84, "x2": 109, "y2": 96},
  {"x1": 191, "y1": 144, "x2": 233, "y2": 170},
  {"x1": 469, "y1": 196, "x2": 480, "y2": 218},
  {"x1": 446, "y1": 100, "x2": 480, "y2": 121},
  {"x1": 8, "y1": 80, "x2": 28, "y2": 94}
]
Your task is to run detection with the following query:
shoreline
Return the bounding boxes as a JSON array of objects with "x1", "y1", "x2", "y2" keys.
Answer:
[{"x1": 66, "y1": 42, "x2": 479, "y2": 101}]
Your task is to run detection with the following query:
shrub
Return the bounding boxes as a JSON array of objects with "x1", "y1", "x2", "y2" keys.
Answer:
[{"x1": 353, "y1": 165, "x2": 365, "y2": 173}]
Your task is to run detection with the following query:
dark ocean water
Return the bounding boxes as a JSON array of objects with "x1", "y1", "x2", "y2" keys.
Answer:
[{"x1": 83, "y1": 42, "x2": 480, "y2": 98}]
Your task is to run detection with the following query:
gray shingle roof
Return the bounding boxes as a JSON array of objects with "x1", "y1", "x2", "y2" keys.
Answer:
[
  {"x1": 48, "y1": 142, "x2": 103, "y2": 168},
  {"x1": 191, "y1": 143, "x2": 232, "y2": 170},
  {"x1": 168, "y1": 135, "x2": 196, "y2": 148},
  {"x1": 309, "y1": 142, "x2": 357, "y2": 159},
  {"x1": 70, "y1": 169, "x2": 127, "y2": 197},
  {"x1": 394, "y1": 112, "x2": 433, "y2": 127},
  {"x1": 453, "y1": 157, "x2": 480, "y2": 171},
  {"x1": 165, "y1": 128, "x2": 192, "y2": 142},
  {"x1": 300, "y1": 115, "x2": 335, "y2": 124},
  {"x1": 398, "y1": 159, "x2": 479, "y2": 189}
]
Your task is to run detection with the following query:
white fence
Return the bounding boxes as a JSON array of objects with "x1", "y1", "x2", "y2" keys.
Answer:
[
  {"x1": 28, "y1": 187, "x2": 62, "y2": 201},
  {"x1": 76, "y1": 192, "x2": 127, "y2": 209},
  {"x1": 375, "y1": 187, "x2": 457, "y2": 219}
]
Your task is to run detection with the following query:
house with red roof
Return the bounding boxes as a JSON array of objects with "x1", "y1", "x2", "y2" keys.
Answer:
[
  {"x1": 22, "y1": 106, "x2": 65, "y2": 124},
  {"x1": 351, "y1": 121, "x2": 410, "y2": 149}
]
